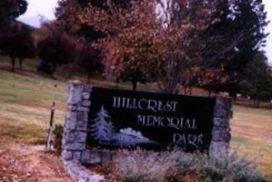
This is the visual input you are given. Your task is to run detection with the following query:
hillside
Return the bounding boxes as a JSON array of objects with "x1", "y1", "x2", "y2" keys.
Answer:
[{"x1": 0, "y1": 60, "x2": 70, "y2": 181}]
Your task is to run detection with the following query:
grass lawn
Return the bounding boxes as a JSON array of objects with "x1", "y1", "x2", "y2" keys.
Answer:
[
  {"x1": 231, "y1": 105, "x2": 272, "y2": 180},
  {"x1": 0, "y1": 65, "x2": 67, "y2": 148},
  {"x1": 0, "y1": 57, "x2": 272, "y2": 180},
  {"x1": 0, "y1": 55, "x2": 37, "y2": 72}
]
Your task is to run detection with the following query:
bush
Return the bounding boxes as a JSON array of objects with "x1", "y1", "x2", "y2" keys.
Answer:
[
  {"x1": 201, "y1": 151, "x2": 263, "y2": 182},
  {"x1": 107, "y1": 150, "x2": 264, "y2": 182},
  {"x1": 53, "y1": 124, "x2": 63, "y2": 155},
  {"x1": 111, "y1": 149, "x2": 179, "y2": 182}
]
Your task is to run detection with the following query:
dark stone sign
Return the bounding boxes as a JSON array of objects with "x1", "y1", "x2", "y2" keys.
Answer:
[{"x1": 87, "y1": 87, "x2": 216, "y2": 152}]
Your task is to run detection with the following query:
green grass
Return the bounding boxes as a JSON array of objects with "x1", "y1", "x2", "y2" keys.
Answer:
[
  {"x1": 0, "y1": 123, "x2": 45, "y2": 145},
  {"x1": 0, "y1": 57, "x2": 67, "y2": 148},
  {"x1": 0, "y1": 55, "x2": 37, "y2": 71}
]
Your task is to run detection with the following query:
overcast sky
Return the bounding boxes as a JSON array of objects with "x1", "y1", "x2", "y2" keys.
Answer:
[{"x1": 18, "y1": 0, "x2": 272, "y2": 65}]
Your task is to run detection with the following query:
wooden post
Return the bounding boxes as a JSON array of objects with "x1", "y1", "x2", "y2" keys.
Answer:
[{"x1": 45, "y1": 101, "x2": 56, "y2": 152}]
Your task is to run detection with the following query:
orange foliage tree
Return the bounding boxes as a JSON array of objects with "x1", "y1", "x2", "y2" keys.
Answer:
[{"x1": 75, "y1": 0, "x2": 222, "y2": 93}]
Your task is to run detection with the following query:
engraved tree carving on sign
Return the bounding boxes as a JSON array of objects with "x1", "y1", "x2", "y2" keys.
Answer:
[
  {"x1": 90, "y1": 105, "x2": 157, "y2": 147},
  {"x1": 90, "y1": 105, "x2": 114, "y2": 143}
]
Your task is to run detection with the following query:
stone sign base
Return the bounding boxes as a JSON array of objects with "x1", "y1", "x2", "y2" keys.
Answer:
[{"x1": 61, "y1": 81, "x2": 232, "y2": 181}]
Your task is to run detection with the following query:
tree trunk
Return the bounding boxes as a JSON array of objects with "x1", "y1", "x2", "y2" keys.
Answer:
[
  {"x1": 87, "y1": 73, "x2": 91, "y2": 83},
  {"x1": 184, "y1": 87, "x2": 188, "y2": 95},
  {"x1": 19, "y1": 58, "x2": 23, "y2": 70},
  {"x1": 256, "y1": 100, "x2": 260, "y2": 108},
  {"x1": 116, "y1": 78, "x2": 120, "y2": 89},
  {"x1": 189, "y1": 87, "x2": 192, "y2": 95},
  {"x1": 11, "y1": 57, "x2": 16, "y2": 72},
  {"x1": 132, "y1": 81, "x2": 137, "y2": 91},
  {"x1": 252, "y1": 99, "x2": 260, "y2": 108},
  {"x1": 208, "y1": 90, "x2": 212, "y2": 97}
]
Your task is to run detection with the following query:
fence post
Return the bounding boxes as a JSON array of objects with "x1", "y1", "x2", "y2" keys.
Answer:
[{"x1": 45, "y1": 101, "x2": 56, "y2": 151}]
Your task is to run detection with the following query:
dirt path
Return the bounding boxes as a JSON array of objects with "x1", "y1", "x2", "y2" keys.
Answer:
[{"x1": 0, "y1": 145, "x2": 72, "y2": 182}]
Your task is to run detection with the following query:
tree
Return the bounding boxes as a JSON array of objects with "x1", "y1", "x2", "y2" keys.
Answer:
[
  {"x1": 76, "y1": 0, "x2": 222, "y2": 93},
  {"x1": 75, "y1": 43, "x2": 102, "y2": 80},
  {"x1": 36, "y1": 21, "x2": 102, "y2": 77},
  {"x1": 36, "y1": 22, "x2": 76, "y2": 73},
  {"x1": 0, "y1": 0, "x2": 27, "y2": 21},
  {"x1": 199, "y1": 0, "x2": 268, "y2": 96},
  {"x1": 90, "y1": 106, "x2": 114, "y2": 143},
  {"x1": 0, "y1": 22, "x2": 35, "y2": 71},
  {"x1": 35, "y1": 0, "x2": 106, "y2": 77},
  {"x1": 239, "y1": 52, "x2": 272, "y2": 102},
  {"x1": 0, "y1": 0, "x2": 33, "y2": 72},
  {"x1": 54, "y1": 0, "x2": 269, "y2": 95},
  {"x1": 54, "y1": 0, "x2": 134, "y2": 76}
]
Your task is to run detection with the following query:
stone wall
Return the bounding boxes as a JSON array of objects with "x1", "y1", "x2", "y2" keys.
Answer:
[
  {"x1": 63, "y1": 161, "x2": 106, "y2": 182},
  {"x1": 62, "y1": 81, "x2": 232, "y2": 166},
  {"x1": 62, "y1": 81, "x2": 92, "y2": 163},
  {"x1": 209, "y1": 98, "x2": 232, "y2": 157},
  {"x1": 62, "y1": 81, "x2": 113, "y2": 165}
]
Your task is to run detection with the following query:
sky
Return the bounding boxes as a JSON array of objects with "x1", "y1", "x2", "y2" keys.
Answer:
[
  {"x1": 17, "y1": 0, "x2": 58, "y2": 27},
  {"x1": 18, "y1": 0, "x2": 272, "y2": 65}
]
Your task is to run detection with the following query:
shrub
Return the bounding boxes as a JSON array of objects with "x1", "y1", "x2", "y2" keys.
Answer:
[
  {"x1": 107, "y1": 150, "x2": 264, "y2": 182},
  {"x1": 201, "y1": 151, "x2": 263, "y2": 182},
  {"x1": 111, "y1": 149, "x2": 179, "y2": 182},
  {"x1": 53, "y1": 124, "x2": 63, "y2": 155}
]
